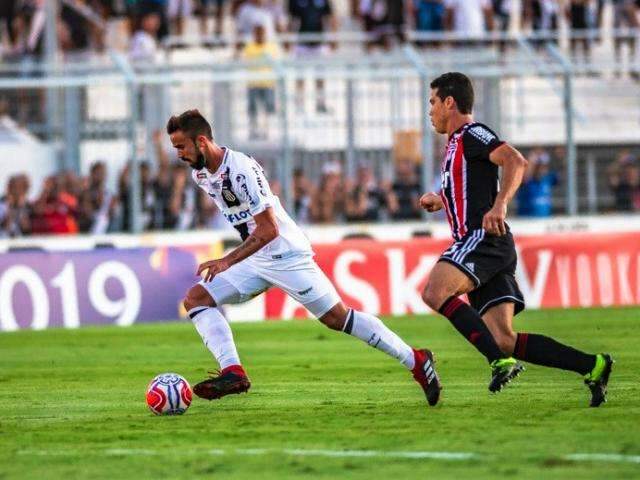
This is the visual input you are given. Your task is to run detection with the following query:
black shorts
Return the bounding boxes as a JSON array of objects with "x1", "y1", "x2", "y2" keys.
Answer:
[{"x1": 439, "y1": 229, "x2": 525, "y2": 316}]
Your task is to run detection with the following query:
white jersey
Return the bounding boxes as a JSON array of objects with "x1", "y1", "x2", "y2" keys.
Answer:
[{"x1": 192, "y1": 148, "x2": 312, "y2": 260}]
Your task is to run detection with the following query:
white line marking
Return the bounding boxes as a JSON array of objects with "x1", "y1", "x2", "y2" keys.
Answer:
[
  {"x1": 565, "y1": 454, "x2": 640, "y2": 464},
  {"x1": 283, "y1": 449, "x2": 476, "y2": 460},
  {"x1": 19, "y1": 449, "x2": 640, "y2": 464},
  {"x1": 18, "y1": 448, "x2": 476, "y2": 461},
  {"x1": 105, "y1": 449, "x2": 158, "y2": 456}
]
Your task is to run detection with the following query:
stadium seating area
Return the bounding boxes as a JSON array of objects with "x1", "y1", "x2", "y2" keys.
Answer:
[{"x1": 0, "y1": 0, "x2": 639, "y2": 237}]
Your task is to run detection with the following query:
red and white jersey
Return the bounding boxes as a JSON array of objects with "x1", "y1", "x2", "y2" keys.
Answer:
[
  {"x1": 439, "y1": 122, "x2": 505, "y2": 241},
  {"x1": 192, "y1": 148, "x2": 312, "y2": 259}
]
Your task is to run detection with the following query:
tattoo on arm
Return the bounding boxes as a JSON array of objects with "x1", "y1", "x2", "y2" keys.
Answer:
[{"x1": 225, "y1": 232, "x2": 270, "y2": 265}]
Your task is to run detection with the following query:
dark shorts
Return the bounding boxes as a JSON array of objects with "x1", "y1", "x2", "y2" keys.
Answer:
[{"x1": 439, "y1": 229, "x2": 525, "y2": 316}]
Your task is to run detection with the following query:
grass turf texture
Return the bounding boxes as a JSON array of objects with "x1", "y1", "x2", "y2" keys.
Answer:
[{"x1": 1, "y1": 307, "x2": 638, "y2": 480}]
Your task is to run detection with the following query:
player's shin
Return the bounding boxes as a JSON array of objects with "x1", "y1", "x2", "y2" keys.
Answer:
[
  {"x1": 439, "y1": 296, "x2": 507, "y2": 362},
  {"x1": 188, "y1": 307, "x2": 242, "y2": 370},
  {"x1": 342, "y1": 309, "x2": 415, "y2": 370},
  {"x1": 513, "y1": 333, "x2": 596, "y2": 375}
]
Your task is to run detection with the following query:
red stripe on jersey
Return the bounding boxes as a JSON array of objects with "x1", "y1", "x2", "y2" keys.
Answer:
[
  {"x1": 452, "y1": 134, "x2": 467, "y2": 238},
  {"x1": 440, "y1": 190, "x2": 455, "y2": 233}
]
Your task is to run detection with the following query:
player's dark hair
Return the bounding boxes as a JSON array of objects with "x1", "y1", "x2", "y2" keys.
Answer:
[
  {"x1": 430, "y1": 72, "x2": 474, "y2": 114},
  {"x1": 166, "y1": 109, "x2": 213, "y2": 141}
]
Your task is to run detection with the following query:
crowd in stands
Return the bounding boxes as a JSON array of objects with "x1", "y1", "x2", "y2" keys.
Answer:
[
  {"x1": 0, "y1": 134, "x2": 428, "y2": 237},
  {"x1": 1, "y1": 1, "x2": 639, "y2": 61},
  {"x1": 7, "y1": 139, "x2": 640, "y2": 238}
]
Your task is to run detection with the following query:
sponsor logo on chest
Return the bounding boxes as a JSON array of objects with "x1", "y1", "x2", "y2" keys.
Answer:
[{"x1": 224, "y1": 209, "x2": 251, "y2": 224}]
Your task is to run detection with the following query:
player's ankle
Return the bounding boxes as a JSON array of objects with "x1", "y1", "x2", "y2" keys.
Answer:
[{"x1": 220, "y1": 364, "x2": 247, "y2": 377}]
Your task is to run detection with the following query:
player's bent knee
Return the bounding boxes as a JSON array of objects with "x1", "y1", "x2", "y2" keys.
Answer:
[
  {"x1": 183, "y1": 285, "x2": 215, "y2": 312},
  {"x1": 422, "y1": 284, "x2": 448, "y2": 311}
]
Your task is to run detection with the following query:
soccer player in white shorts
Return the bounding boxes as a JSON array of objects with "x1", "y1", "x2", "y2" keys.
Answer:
[{"x1": 166, "y1": 109, "x2": 441, "y2": 407}]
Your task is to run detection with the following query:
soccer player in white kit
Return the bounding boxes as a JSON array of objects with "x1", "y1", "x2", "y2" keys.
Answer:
[{"x1": 167, "y1": 110, "x2": 441, "y2": 406}]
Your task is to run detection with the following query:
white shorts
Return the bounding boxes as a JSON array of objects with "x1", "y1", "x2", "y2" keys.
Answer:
[{"x1": 199, "y1": 253, "x2": 341, "y2": 318}]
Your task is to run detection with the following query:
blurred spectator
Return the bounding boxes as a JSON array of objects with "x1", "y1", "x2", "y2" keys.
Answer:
[
  {"x1": 444, "y1": 0, "x2": 493, "y2": 40},
  {"x1": 129, "y1": 11, "x2": 161, "y2": 61},
  {"x1": 152, "y1": 129, "x2": 183, "y2": 229},
  {"x1": 388, "y1": 159, "x2": 422, "y2": 220},
  {"x1": 359, "y1": 0, "x2": 405, "y2": 51},
  {"x1": 30, "y1": 176, "x2": 79, "y2": 235},
  {"x1": 0, "y1": 0, "x2": 19, "y2": 53},
  {"x1": 59, "y1": 1, "x2": 96, "y2": 57},
  {"x1": 566, "y1": 0, "x2": 591, "y2": 64},
  {"x1": 196, "y1": 0, "x2": 227, "y2": 37},
  {"x1": 242, "y1": 24, "x2": 280, "y2": 139},
  {"x1": 608, "y1": 151, "x2": 640, "y2": 211},
  {"x1": 263, "y1": 0, "x2": 288, "y2": 34},
  {"x1": 413, "y1": 0, "x2": 445, "y2": 46},
  {"x1": 84, "y1": 161, "x2": 117, "y2": 233},
  {"x1": 612, "y1": 0, "x2": 639, "y2": 78},
  {"x1": 293, "y1": 167, "x2": 313, "y2": 223},
  {"x1": 344, "y1": 164, "x2": 389, "y2": 222},
  {"x1": 236, "y1": 0, "x2": 278, "y2": 46},
  {"x1": 492, "y1": 0, "x2": 511, "y2": 52},
  {"x1": 517, "y1": 148, "x2": 558, "y2": 217},
  {"x1": 117, "y1": 161, "x2": 156, "y2": 230},
  {"x1": 310, "y1": 161, "x2": 344, "y2": 223},
  {"x1": 169, "y1": 164, "x2": 196, "y2": 230},
  {"x1": 524, "y1": 0, "x2": 559, "y2": 47},
  {"x1": 0, "y1": 174, "x2": 31, "y2": 237},
  {"x1": 288, "y1": 0, "x2": 337, "y2": 113},
  {"x1": 10, "y1": 0, "x2": 45, "y2": 58},
  {"x1": 129, "y1": 0, "x2": 169, "y2": 39},
  {"x1": 167, "y1": 0, "x2": 192, "y2": 36}
]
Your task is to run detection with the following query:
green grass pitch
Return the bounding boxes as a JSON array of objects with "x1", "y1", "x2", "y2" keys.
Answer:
[{"x1": 1, "y1": 307, "x2": 639, "y2": 479}]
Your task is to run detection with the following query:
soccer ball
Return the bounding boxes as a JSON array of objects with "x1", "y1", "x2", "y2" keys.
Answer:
[{"x1": 146, "y1": 373, "x2": 192, "y2": 415}]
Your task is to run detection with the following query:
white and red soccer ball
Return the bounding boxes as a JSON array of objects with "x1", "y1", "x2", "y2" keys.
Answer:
[{"x1": 146, "y1": 373, "x2": 192, "y2": 415}]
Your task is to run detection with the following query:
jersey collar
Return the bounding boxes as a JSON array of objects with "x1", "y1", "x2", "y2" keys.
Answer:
[
  {"x1": 207, "y1": 147, "x2": 230, "y2": 178},
  {"x1": 448, "y1": 122, "x2": 471, "y2": 141}
]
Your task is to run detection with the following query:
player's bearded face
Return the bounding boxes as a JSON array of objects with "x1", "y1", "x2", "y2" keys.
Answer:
[
  {"x1": 190, "y1": 150, "x2": 206, "y2": 171},
  {"x1": 182, "y1": 138, "x2": 205, "y2": 170}
]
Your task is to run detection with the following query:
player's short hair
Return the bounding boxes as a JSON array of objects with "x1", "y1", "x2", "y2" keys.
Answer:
[
  {"x1": 430, "y1": 72, "x2": 474, "y2": 114},
  {"x1": 166, "y1": 109, "x2": 213, "y2": 140}
]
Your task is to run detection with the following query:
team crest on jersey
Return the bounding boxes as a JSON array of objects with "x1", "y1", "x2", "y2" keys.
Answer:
[
  {"x1": 196, "y1": 172, "x2": 207, "y2": 179},
  {"x1": 222, "y1": 189, "x2": 237, "y2": 202},
  {"x1": 468, "y1": 125, "x2": 496, "y2": 145}
]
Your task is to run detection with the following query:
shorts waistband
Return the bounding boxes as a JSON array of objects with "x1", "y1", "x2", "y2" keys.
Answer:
[{"x1": 260, "y1": 250, "x2": 312, "y2": 261}]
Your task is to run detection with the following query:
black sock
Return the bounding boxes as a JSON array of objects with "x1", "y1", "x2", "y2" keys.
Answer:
[
  {"x1": 514, "y1": 333, "x2": 596, "y2": 375},
  {"x1": 439, "y1": 296, "x2": 506, "y2": 363}
]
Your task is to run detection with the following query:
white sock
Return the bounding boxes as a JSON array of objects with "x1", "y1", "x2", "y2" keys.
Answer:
[
  {"x1": 189, "y1": 306, "x2": 241, "y2": 370},
  {"x1": 342, "y1": 309, "x2": 415, "y2": 370}
]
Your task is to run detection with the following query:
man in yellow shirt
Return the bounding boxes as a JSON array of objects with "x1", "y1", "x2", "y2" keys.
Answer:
[{"x1": 242, "y1": 24, "x2": 281, "y2": 140}]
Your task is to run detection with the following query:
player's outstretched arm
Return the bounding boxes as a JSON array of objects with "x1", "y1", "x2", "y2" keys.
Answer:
[
  {"x1": 483, "y1": 143, "x2": 528, "y2": 235},
  {"x1": 197, "y1": 208, "x2": 279, "y2": 282}
]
